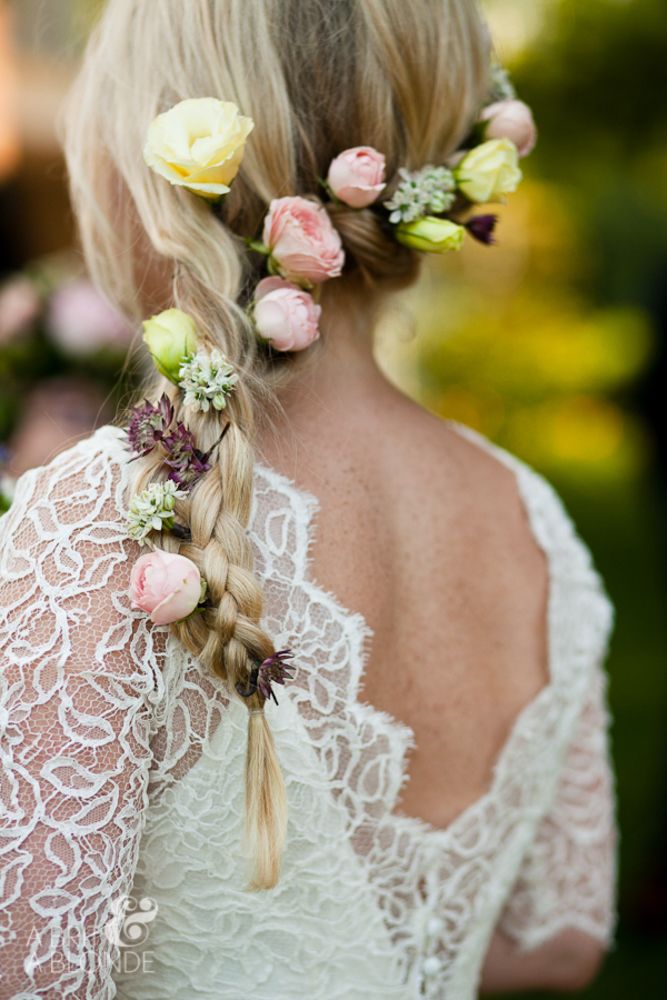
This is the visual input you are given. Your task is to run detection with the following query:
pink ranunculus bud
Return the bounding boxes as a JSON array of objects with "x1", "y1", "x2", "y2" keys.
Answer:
[
  {"x1": 327, "y1": 146, "x2": 386, "y2": 208},
  {"x1": 254, "y1": 276, "x2": 321, "y2": 352},
  {"x1": 129, "y1": 550, "x2": 203, "y2": 626},
  {"x1": 262, "y1": 196, "x2": 345, "y2": 285},
  {"x1": 479, "y1": 99, "x2": 537, "y2": 158},
  {"x1": 47, "y1": 278, "x2": 134, "y2": 355}
]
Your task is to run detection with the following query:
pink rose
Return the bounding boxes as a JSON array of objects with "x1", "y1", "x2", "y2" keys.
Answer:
[
  {"x1": 479, "y1": 100, "x2": 537, "y2": 158},
  {"x1": 129, "y1": 550, "x2": 203, "y2": 626},
  {"x1": 254, "y1": 277, "x2": 321, "y2": 352},
  {"x1": 327, "y1": 146, "x2": 386, "y2": 208},
  {"x1": 262, "y1": 196, "x2": 345, "y2": 285}
]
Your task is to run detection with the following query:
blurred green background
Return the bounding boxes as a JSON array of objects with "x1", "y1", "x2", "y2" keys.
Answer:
[{"x1": 0, "y1": 0, "x2": 665, "y2": 994}]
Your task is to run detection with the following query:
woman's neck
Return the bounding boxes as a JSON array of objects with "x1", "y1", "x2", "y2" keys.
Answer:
[{"x1": 255, "y1": 293, "x2": 401, "y2": 471}]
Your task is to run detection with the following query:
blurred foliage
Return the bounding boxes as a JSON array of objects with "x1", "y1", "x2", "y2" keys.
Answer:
[{"x1": 512, "y1": 0, "x2": 667, "y2": 314}]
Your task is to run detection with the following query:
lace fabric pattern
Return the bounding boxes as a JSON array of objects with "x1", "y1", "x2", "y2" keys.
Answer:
[
  {"x1": 0, "y1": 434, "x2": 170, "y2": 997},
  {"x1": 0, "y1": 422, "x2": 617, "y2": 1000}
]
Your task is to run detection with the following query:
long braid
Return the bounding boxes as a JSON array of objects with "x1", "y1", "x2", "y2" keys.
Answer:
[{"x1": 126, "y1": 377, "x2": 286, "y2": 890}]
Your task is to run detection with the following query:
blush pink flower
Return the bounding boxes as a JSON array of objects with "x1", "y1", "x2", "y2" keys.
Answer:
[
  {"x1": 47, "y1": 279, "x2": 133, "y2": 355},
  {"x1": 262, "y1": 196, "x2": 345, "y2": 285},
  {"x1": 479, "y1": 100, "x2": 537, "y2": 158},
  {"x1": 129, "y1": 550, "x2": 204, "y2": 625},
  {"x1": 327, "y1": 146, "x2": 386, "y2": 208},
  {"x1": 0, "y1": 276, "x2": 40, "y2": 344},
  {"x1": 254, "y1": 277, "x2": 321, "y2": 352}
]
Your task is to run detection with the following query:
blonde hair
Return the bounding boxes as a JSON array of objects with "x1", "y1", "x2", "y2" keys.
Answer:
[{"x1": 62, "y1": 0, "x2": 490, "y2": 890}]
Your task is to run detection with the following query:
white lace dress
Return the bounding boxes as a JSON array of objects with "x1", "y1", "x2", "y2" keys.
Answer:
[{"x1": 0, "y1": 421, "x2": 617, "y2": 1000}]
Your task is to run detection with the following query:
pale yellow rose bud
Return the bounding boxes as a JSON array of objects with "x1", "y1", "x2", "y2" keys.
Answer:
[
  {"x1": 456, "y1": 138, "x2": 522, "y2": 204},
  {"x1": 142, "y1": 308, "x2": 199, "y2": 383},
  {"x1": 396, "y1": 217, "x2": 466, "y2": 254},
  {"x1": 143, "y1": 98, "x2": 254, "y2": 200}
]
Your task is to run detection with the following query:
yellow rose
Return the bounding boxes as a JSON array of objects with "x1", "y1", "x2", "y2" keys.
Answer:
[
  {"x1": 142, "y1": 308, "x2": 199, "y2": 382},
  {"x1": 143, "y1": 98, "x2": 254, "y2": 200},
  {"x1": 456, "y1": 138, "x2": 522, "y2": 204},
  {"x1": 396, "y1": 217, "x2": 466, "y2": 253}
]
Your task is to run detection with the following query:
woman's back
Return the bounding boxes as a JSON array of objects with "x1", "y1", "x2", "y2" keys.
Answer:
[{"x1": 258, "y1": 367, "x2": 551, "y2": 833}]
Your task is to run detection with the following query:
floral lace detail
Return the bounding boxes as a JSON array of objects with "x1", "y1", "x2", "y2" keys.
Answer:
[
  {"x1": 0, "y1": 422, "x2": 617, "y2": 1000},
  {"x1": 0, "y1": 433, "x2": 170, "y2": 997},
  {"x1": 497, "y1": 665, "x2": 618, "y2": 950}
]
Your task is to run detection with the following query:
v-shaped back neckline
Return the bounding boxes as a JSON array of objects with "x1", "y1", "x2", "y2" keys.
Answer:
[
  {"x1": 253, "y1": 419, "x2": 560, "y2": 845},
  {"x1": 95, "y1": 418, "x2": 609, "y2": 848}
]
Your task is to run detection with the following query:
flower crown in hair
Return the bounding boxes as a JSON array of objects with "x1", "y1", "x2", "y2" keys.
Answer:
[{"x1": 142, "y1": 65, "x2": 535, "y2": 355}]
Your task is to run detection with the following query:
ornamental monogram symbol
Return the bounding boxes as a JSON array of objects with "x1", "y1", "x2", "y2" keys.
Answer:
[{"x1": 103, "y1": 895, "x2": 159, "y2": 948}]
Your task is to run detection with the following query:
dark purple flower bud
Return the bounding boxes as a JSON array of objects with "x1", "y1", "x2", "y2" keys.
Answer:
[
  {"x1": 465, "y1": 214, "x2": 498, "y2": 245},
  {"x1": 234, "y1": 648, "x2": 296, "y2": 705},
  {"x1": 256, "y1": 649, "x2": 296, "y2": 705},
  {"x1": 169, "y1": 522, "x2": 192, "y2": 541}
]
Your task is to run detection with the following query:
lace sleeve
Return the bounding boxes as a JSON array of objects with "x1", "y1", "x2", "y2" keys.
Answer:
[
  {"x1": 498, "y1": 661, "x2": 618, "y2": 952},
  {"x1": 0, "y1": 434, "x2": 168, "y2": 999}
]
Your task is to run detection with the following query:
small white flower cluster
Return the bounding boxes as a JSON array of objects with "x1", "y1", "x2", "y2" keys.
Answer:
[
  {"x1": 127, "y1": 480, "x2": 188, "y2": 544},
  {"x1": 177, "y1": 348, "x2": 239, "y2": 412},
  {"x1": 383, "y1": 166, "x2": 457, "y2": 224}
]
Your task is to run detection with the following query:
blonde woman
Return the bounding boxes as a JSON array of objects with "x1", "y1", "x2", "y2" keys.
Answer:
[{"x1": 0, "y1": 1, "x2": 616, "y2": 997}]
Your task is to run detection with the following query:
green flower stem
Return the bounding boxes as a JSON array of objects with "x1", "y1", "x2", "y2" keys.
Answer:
[{"x1": 245, "y1": 238, "x2": 270, "y2": 255}]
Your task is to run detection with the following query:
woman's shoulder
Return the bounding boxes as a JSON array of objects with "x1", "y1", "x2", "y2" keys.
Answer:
[
  {"x1": 443, "y1": 416, "x2": 615, "y2": 665},
  {"x1": 393, "y1": 398, "x2": 614, "y2": 634},
  {"x1": 442, "y1": 418, "x2": 605, "y2": 579},
  {"x1": 396, "y1": 398, "x2": 605, "y2": 580}
]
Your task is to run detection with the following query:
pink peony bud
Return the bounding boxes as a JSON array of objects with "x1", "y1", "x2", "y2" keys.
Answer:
[
  {"x1": 327, "y1": 146, "x2": 386, "y2": 208},
  {"x1": 254, "y1": 277, "x2": 321, "y2": 352},
  {"x1": 129, "y1": 550, "x2": 204, "y2": 626},
  {"x1": 479, "y1": 100, "x2": 537, "y2": 158},
  {"x1": 262, "y1": 196, "x2": 345, "y2": 285}
]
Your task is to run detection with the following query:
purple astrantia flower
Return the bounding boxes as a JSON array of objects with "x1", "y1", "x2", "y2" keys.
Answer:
[
  {"x1": 161, "y1": 421, "x2": 231, "y2": 491},
  {"x1": 235, "y1": 648, "x2": 296, "y2": 705},
  {"x1": 256, "y1": 649, "x2": 296, "y2": 705},
  {"x1": 161, "y1": 421, "x2": 214, "y2": 491},
  {"x1": 465, "y1": 214, "x2": 498, "y2": 245},
  {"x1": 126, "y1": 393, "x2": 174, "y2": 456}
]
